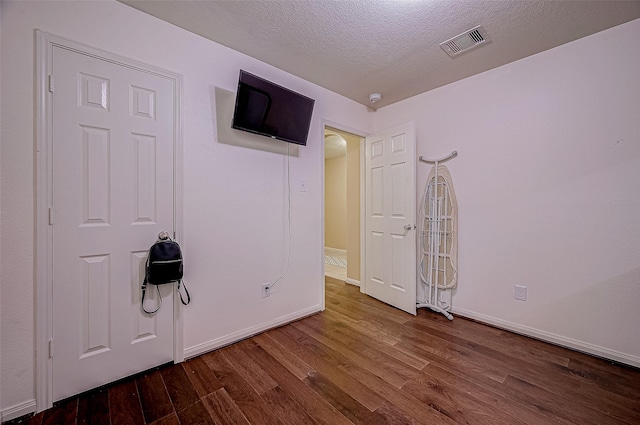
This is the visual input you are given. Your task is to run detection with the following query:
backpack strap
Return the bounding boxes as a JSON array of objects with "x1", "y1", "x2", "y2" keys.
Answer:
[
  {"x1": 141, "y1": 276, "x2": 162, "y2": 314},
  {"x1": 142, "y1": 276, "x2": 189, "y2": 313},
  {"x1": 177, "y1": 280, "x2": 191, "y2": 306}
]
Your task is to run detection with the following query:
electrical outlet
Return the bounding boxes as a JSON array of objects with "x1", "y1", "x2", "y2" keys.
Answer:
[
  {"x1": 261, "y1": 283, "x2": 271, "y2": 298},
  {"x1": 514, "y1": 285, "x2": 527, "y2": 301}
]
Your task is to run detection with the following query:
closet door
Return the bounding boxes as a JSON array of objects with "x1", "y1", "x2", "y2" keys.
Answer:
[{"x1": 51, "y1": 45, "x2": 176, "y2": 401}]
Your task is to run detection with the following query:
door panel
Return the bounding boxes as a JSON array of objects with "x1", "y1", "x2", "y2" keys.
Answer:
[
  {"x1": 52, "y1": 46, "x2": 175, "y2": 401},
  {"x1": 365, "y1": 122, "x2": 417, "y2": 315}
]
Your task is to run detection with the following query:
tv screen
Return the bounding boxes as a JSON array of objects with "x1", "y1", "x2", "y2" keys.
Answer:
[{"x1": 232, "y1": 70, "x2": 315, "y2": 146}]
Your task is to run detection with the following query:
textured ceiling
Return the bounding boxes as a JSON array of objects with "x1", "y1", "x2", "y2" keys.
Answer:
[{"x1": 118, "y1": 0, "x2": 640, "y2": 109}]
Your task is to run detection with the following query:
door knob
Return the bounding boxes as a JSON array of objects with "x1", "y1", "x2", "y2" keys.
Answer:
[{"x1": 403, "y1": 224, "x2": 413, "y2": 231}]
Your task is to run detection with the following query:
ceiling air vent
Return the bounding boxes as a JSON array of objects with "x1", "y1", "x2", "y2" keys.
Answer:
[{"x1": 440, "y1": 25, "x2": 490, "y2": 58}]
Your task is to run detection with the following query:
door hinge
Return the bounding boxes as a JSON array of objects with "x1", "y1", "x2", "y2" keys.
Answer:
[
  {"x1": 48, "y1": 207, "x2": 54, "y2": 225},
  {"x1": 48, "y1": 75, "x2": 54, "y2": 93},
  {"x1": 48, "y1": 339, "x2": 54, "y2": 358}
]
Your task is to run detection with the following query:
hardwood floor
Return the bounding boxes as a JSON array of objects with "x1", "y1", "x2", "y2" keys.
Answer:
[{"x1": 8, "y1": 277, "x2": 640, "y2": 425}]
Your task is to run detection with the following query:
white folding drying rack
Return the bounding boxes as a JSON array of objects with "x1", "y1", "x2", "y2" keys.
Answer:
[{"x1": 417, "y1": 151, "x2": 457, "y2": 320}]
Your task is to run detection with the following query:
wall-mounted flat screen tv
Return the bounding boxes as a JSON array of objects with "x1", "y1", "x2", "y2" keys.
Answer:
[{"x1": 232, "y1": 70, "x2": 315, "y2": 146}]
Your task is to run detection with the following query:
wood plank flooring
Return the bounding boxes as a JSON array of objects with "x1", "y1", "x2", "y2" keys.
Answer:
[{"x1": 8, "y1": 277, "x2": 640, "y2": 425}]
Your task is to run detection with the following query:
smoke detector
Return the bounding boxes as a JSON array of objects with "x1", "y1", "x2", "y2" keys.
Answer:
[
  {"x1": 369, "y1": 93, "x2": 382, "y2": 104},
  {"x1": 440, "y1": 25, "x2": 490, "y2": 58}
]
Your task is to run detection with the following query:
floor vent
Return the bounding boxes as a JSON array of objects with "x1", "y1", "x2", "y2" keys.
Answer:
[
  {"x1": 325, "y1": 255, "x2": 347, "y2": 268},
  {"x1": 440, "y1": 25, "x2": 490, "y2": 57}
]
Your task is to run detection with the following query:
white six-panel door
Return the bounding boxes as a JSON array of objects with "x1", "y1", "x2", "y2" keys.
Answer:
[
  {"x1": 364, "y1": 122, "x2": 417, "y2": 315},
  {"x1": 51, "y1": 45, "x2": 176, "y2": 401}
]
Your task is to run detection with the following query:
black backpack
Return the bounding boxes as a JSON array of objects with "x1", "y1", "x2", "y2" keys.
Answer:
[{"x1": 141, "y1": 232, "x2": 190, "y2": 314}]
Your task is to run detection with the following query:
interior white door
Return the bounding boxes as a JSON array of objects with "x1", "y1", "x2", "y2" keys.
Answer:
[
  {"x1": 364, "y1": 122, "x2": 417, "y2": 314},
  {"x1": 51, "y1": 46, "x2": 175, "y2": 401}
]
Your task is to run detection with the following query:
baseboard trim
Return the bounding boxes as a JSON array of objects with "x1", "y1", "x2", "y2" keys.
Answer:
[
  {"x1": 1, "y1": 399, "x2": 36, "y2": 422},
  {"x1": 324, "y1": 247, "x2": 346, "y2": 256},
  {"x1": 183, "y1": 304, "x2": 323, "y2": 359},
  {"x1": 344, "y1": 278, "x2": 360, "y2": 287},
  {"x1": 452, "y1": 307, "x2": 640, "y2": 368}
]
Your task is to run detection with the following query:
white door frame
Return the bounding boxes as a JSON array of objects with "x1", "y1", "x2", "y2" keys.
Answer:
[{"x1": 35, "y1": 31, "x2": 184, "y2": 412}]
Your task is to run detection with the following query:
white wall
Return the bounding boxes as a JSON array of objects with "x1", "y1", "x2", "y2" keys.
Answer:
[
  {"x1": 376, "y1": 19, "x2": 640, "y2": 365},
  {"x1": 0, "y1": 0, "x2": 372, "y2": 415}
]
